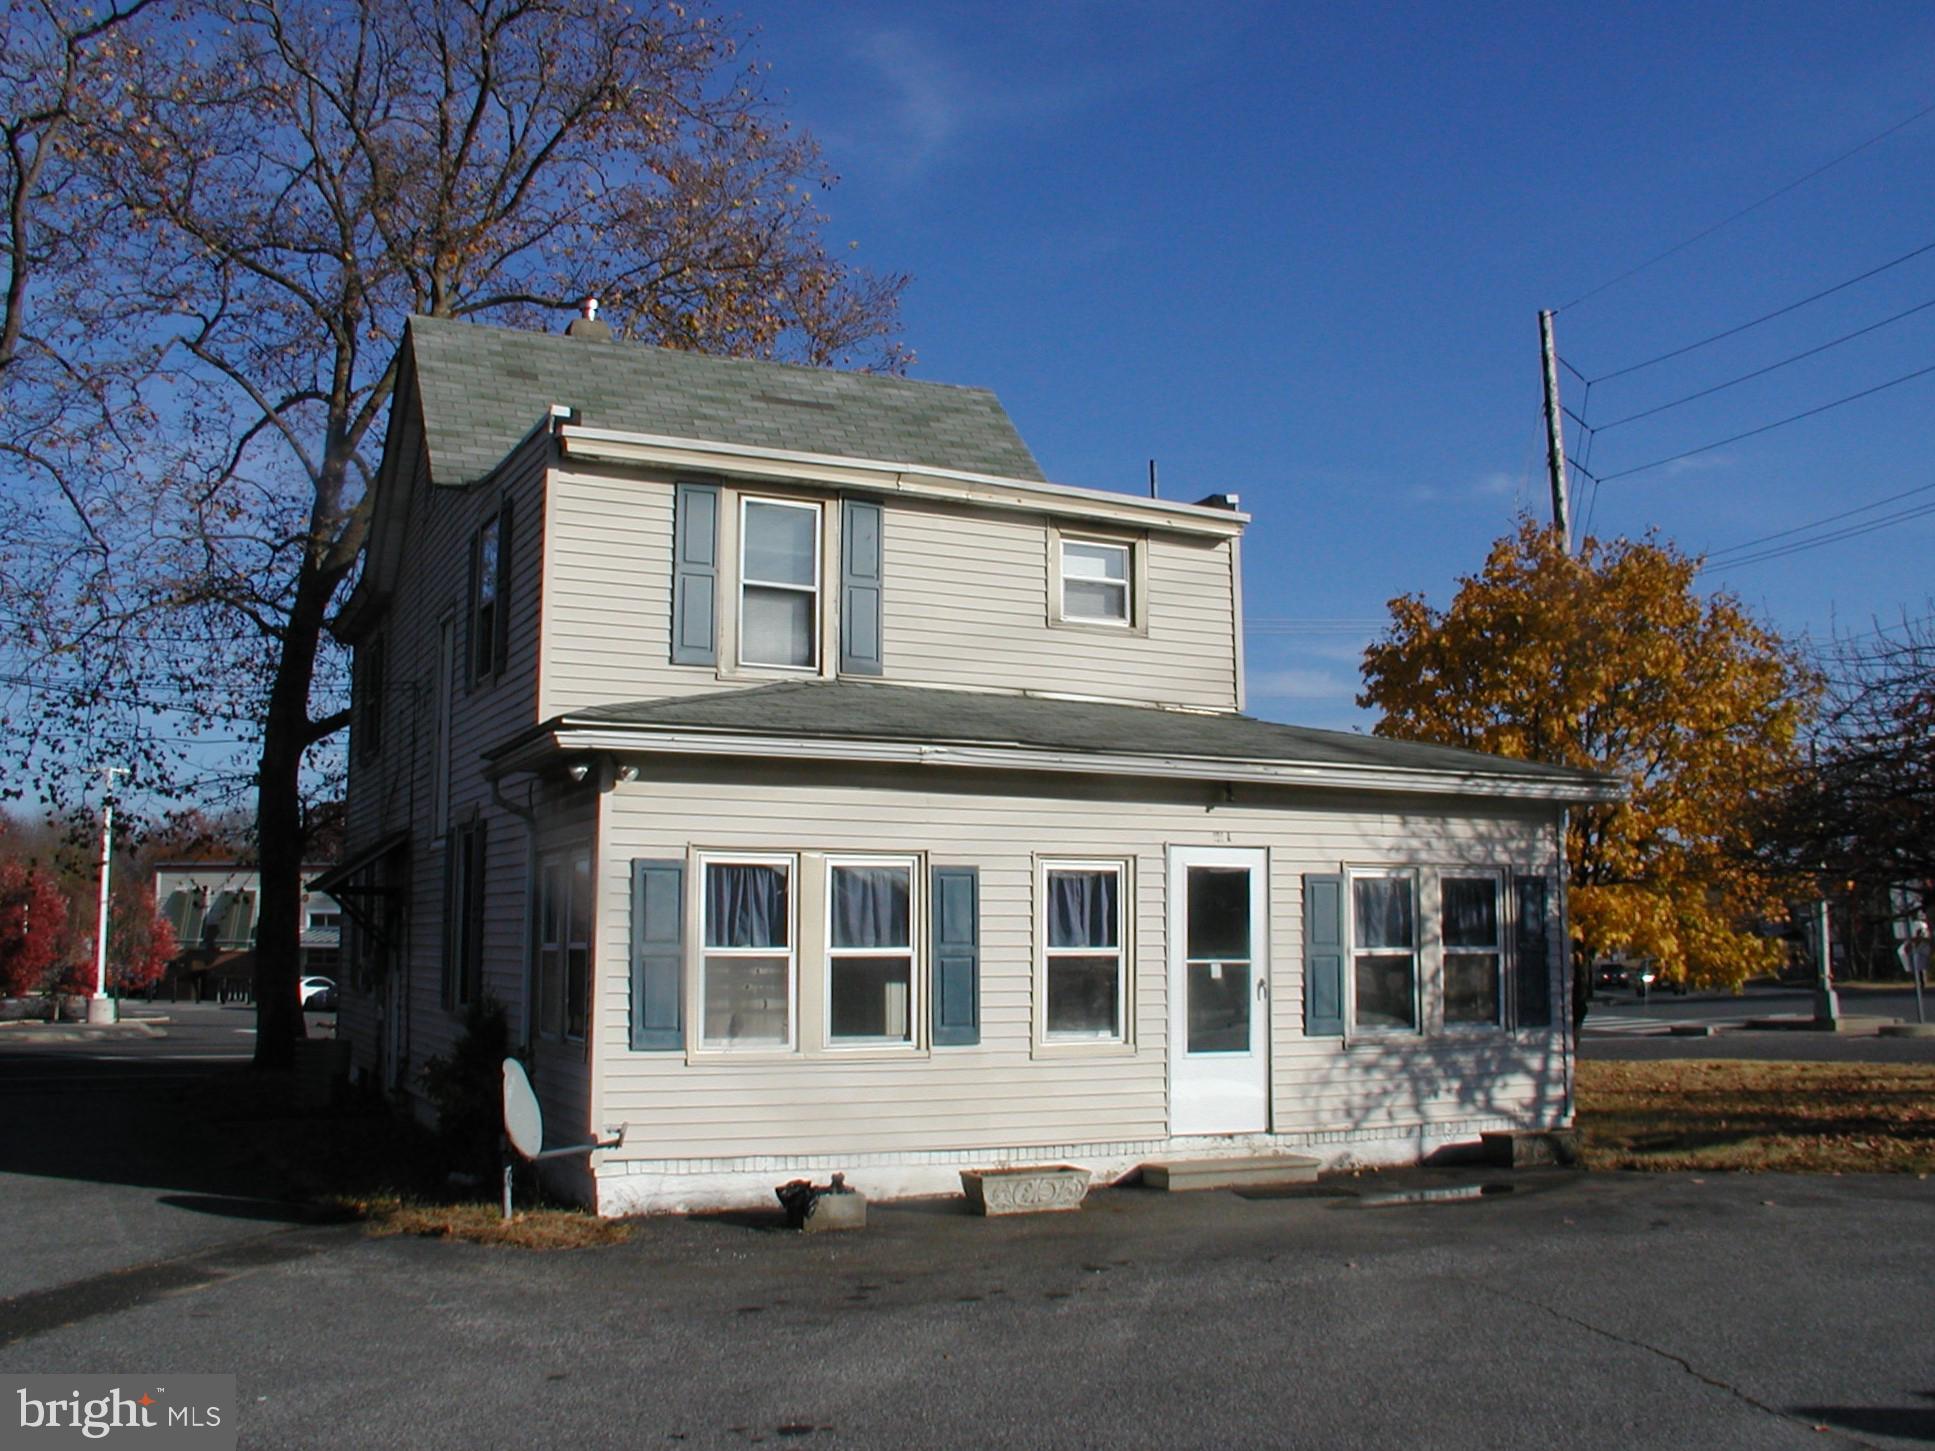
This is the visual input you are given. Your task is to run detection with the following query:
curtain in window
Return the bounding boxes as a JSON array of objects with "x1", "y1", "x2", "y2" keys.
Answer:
[
  {"x1": 1048, "y1": 870, "x2": 1118, "y2": 948},
  {"x1": 1353, "y1": 877, "x2": 1413, "y2": 949},
  {"x1": 831, "y1": 866, "x2": 910, "y2": 949},
  {"x1": 1442, "y1": 878, "x2": 1498, "y2": 946},
  {"x1": 705, "y1": 864, "x2": 788, "y2": 947}
]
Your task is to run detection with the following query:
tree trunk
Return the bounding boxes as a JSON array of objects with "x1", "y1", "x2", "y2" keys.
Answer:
[{"x1": 250, "y1": 536, "x2": 337, "y2": 1070}]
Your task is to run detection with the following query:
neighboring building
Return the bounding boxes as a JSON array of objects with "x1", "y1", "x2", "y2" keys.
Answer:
[
  {"x1": 153, "y1": 863, "x2": 342, "y2": 1001},
  {"x1": 320, "y1": 311, "x2": 1620, "y2": 1213}
]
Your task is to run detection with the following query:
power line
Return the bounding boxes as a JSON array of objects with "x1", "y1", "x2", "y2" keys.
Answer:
[
  {"x1": 1582, "y1": 238, "x2": 1935, "y2": 384},
  {"x1": 1594, "y1": 295, "x2": 1935, "y2": 431},
  {"x1": 1558, "y1": 97, "x2": 1935, "y2": 312},
  {"x1": 1699, "y1": 499, "x2": 1935, "y2": 572},
  {"x1": 1596, "y1": 360, "x2": 1935, "y2": 482},
  {"x1": 1703, "y1": 480, "x2": 1935, "y2": 564}
]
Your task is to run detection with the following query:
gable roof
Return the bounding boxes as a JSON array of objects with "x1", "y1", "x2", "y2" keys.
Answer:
[
  {"x1": 490, "y1": 680, "x2": 1624, "y2": 803},
  {"x1": 405, "y1": 315, "x2": 1046, "y2": 486}
]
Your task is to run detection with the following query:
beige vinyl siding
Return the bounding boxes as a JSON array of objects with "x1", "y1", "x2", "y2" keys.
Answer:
[
  {"x1": 594, "y1": 761, "x2": 1564, "y2": 1165},
  {"x1": 339, "y1": 424, "x2": 588, "y2": 1134},
  {"x1": 883, "y1": 505, "x2": 1237, "y2": 708},
  {"x1": 540, "y1": 469, "x2": 1240, "y2": 716}
]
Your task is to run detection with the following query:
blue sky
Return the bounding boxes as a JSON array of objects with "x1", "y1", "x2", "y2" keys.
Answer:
[{"x1": 745, "y1": 1, "x2": 1935, "y2": 728}]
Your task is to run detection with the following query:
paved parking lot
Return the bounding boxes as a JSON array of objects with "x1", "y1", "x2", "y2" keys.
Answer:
[{"x1": 3, "y1": 1006, "x2": 1932, "y2": 1450}]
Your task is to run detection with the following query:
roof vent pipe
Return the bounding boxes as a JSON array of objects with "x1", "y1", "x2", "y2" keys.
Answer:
[{"x1": 565, "y1": 294, "x2": 613, "y2": 342}]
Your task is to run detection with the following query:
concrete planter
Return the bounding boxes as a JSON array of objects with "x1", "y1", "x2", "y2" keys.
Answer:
[{"x1": 959, "y1": 1165, "x2": 1091, "y2": 1216}]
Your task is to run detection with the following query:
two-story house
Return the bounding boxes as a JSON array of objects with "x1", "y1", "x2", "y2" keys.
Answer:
[{"x1": 319, "y1": 311, "x2": 1619, "y2": 1214}]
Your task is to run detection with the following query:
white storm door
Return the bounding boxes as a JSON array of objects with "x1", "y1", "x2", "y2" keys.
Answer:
[{"x1": 1169, "y1": 847, "x2": 1270, "y2": 1136}]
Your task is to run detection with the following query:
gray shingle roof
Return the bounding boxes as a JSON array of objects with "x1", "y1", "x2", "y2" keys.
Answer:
[
  {"x1": 532, "y1": 680, "x2": 1620, "y2": 795},
  {"x1": 406, "y1": 315, "x2": 1045, "y2": 485}
]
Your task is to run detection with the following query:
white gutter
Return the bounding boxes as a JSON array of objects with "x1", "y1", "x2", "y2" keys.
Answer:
[
  {"x1": 491, "y1": 725, "x2": 1625, "y2": 804},
  {"x1": 554, "y1": 424, "x2": 1249, "y2": 539}
]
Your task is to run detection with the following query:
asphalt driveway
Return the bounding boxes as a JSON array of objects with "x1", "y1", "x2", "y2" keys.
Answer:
[{"x1": 3, "y1": 1009, "x2": 1932, "y2": 1450}]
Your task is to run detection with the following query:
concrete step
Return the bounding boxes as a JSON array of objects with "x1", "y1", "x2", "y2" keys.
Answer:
[{"x1": 1140, "y1": 1154, "x2": 1322, "y2": 1192}]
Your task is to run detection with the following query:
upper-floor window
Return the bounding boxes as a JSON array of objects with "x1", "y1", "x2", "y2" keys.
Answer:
[
  {"x1": 354, "y1": 633, "x2": 386, "y2": 762},
  {"x1": 1048, "y1": 526, "x2": 1146, "y2": 634},
  {"x1": 470, "y1": 502, "x2": 511, "y2": 685},
  {"x1": 1061, "y1": 539, "x2": 1131, "y2": 623},
  {"x1": 739, "y1": 498, "x2": 821, "y2": 669}
]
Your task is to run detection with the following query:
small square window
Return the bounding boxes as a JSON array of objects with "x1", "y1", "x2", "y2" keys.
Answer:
[{"x1": 1061, "y1": 539, "x2": 1131, "y2": 623}]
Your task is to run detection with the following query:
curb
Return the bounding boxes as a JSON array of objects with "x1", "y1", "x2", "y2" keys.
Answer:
[{"x1": 0, "y1": 1021, "x2": 167, "y2": 1043}]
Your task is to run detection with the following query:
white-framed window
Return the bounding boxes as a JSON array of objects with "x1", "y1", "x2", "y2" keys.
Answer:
[
  {"x1": 739, "y1": 498, "x2": 822, "y2": 669},
  {"x1": 1040, "y1": 859, "x2": 1128, "y2": 1042},
  {"x1": 1442, "y1": 873, "x2": 1504, "y2": 1027},
  {"x1": 700, "y1": 854, "x2": 796, "y2": 1048},
  {"x1": 1351, "y1": 870, "x2": 1418, "y2": 1032},
  {"x1": 825, "y1": 855, "x2": 917, "y2": 1046},
  {"x1": 1060, "y1": 538, "x2": 1131, "y2": 623},
  {"x1": 533, "y1": 848, "x2": 592, "y2": 1042}
]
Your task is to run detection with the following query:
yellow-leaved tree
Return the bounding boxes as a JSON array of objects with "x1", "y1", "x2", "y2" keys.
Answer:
[{"x1": 1359, "y1": 520, "x2": 1816, "y2": 1017}]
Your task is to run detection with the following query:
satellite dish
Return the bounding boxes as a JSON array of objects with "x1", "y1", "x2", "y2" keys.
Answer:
[{"x1": 502, "y1": 1057, "x2": 544, "y2": 1161}]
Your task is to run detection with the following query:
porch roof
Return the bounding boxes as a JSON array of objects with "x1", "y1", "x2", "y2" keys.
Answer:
[{"x1": 489, "y1": 681, "x2": 1624, "y2": 804}]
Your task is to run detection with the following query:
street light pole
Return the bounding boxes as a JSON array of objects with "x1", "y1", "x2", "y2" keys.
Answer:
[{"x1": 88, "y1": 765, "x2": 128, "y2": 1026}]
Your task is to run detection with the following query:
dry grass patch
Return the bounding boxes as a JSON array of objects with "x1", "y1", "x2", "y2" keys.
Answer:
[
  {"x1": 1577, "y1": 1059, "x2": 1935, "y2": 1174},
  {"x1": 351, "y1": 1196, "x2": 633, "y2": 1250}
]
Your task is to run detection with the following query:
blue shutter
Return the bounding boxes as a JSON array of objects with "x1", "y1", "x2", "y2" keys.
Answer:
[
  {"x1": 1514, "y1": 875, "x2": 1552, "y2": 1028},
  {"x1": 630, "y1": 859, "x2": 685, "y2": 1050},
  {"x1": 931, "y1": 865, "x2": 979, "y2": 1046},
  {"x1": 671, "y1": 483, "x2": 718, "y2": 666},
  {"x1": 840, "y1": 497, "x2": 884, "y2": 676},
  {"x1": 1303, "y1": 873, "x2": 1346, "y2": 1037}
]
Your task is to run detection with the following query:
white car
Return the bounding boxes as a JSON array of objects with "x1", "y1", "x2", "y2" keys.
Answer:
[{"x1": 300, "y1": 975, "x2": 337, "y2": 1010}]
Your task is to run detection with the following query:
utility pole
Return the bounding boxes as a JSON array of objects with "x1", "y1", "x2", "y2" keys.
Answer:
[
  {"x1": 89, "y1": 765, "x2": 128, "y2": 1025},
  {"x1": 1539, "y1": 309, "x2": 1571, "y2": 551}
]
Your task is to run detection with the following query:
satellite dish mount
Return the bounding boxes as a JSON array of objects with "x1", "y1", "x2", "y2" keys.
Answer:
[{"x1": 501, "y1": 1057, "x2": 624, "y2": 1219}]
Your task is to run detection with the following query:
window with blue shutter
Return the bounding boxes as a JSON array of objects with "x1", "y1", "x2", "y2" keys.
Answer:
[
  {"x1": 931, "y1": 865, "x2": 979, "y2": 1046},
  {"x1": 1514, "y1": 875, "x2": 1553, "y2": 1028},
  {"x1": 671, "y1": 483, "x2": 719, "y2": 666},
  {"x1": 630, "y1": 859, "x2": 685, "y2": 1050},
  {"x1": 1302, "y1": 872, "x2": 1345, "y2": 1037},
  {"x1": 840, "y1": 497, "x2": 884, "y2": 676}
]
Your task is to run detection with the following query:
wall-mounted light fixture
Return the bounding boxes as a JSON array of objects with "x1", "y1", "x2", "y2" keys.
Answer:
[{"x1": 567, "y1": 762, "x2": 591, "y2": 783}]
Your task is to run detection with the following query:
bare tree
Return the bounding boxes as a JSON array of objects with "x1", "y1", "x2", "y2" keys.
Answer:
[
  {"x1": 1757, "y1": 614, "x2": 1935, "y2": 927},
  {"x1": 0, "y1": 0, "x2": 908, "y2": 1066}
]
